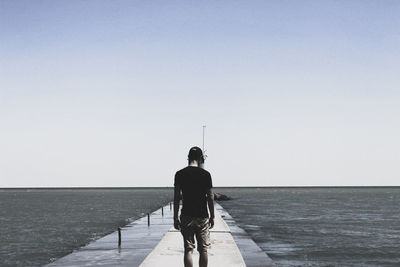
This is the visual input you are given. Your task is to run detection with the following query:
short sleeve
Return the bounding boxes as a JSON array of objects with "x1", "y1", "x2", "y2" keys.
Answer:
[
  {"x1": 207, "y1": 173, "x2": 213, "y2": 188},
  {"x1": 174, "y1": 172, "x2": 180, "y2": 187}
]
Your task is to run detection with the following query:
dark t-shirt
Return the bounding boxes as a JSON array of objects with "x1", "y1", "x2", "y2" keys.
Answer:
[{"x1": 174, "y1": 166, "x2": 213, "y2": 218}]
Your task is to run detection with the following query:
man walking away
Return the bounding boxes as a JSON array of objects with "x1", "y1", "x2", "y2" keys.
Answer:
[{"x1": 174, "y1": 146, "x2": 215, "y2": 267}]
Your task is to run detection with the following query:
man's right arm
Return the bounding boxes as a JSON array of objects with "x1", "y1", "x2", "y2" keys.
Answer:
[{"x1": 206, "y1": 188, "x2": 215, "y2": 229}]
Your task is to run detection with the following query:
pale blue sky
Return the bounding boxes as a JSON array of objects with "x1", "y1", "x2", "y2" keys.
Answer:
[{"x1": 1, "y1": 0, "x2": 399, "y2": 187}]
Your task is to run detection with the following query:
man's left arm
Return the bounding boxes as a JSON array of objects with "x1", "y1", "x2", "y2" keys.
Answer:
[{"x1": 173, "y1": 185, "x2": 181, "y2": 230}]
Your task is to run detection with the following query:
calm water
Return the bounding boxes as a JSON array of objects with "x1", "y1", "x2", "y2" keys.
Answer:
[
  {"x1": 0, "y1": 188, "x2": 399, "y2": 266},
  {"x1": 0, "y1": 188, "x2": 172, "y2": 267},
  {"x1": 217, "y1": 187, "x2": 400, "y2": 266}
]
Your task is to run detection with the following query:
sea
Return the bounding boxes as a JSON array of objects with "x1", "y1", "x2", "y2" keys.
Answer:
[{"x1": 0, "y1": 187, "x2": 399, "y2": 267}]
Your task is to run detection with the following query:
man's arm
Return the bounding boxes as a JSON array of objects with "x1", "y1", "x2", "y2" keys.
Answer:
[
  {"x1": 173, "y1": 185, "x2": 181, "y2": 230},
  {"x1": 206, "y1": 188, "x2": 215, "y2": 228}
]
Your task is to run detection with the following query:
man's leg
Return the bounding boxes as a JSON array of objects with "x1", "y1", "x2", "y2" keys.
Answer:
[
  {"x1": 199, "y1": 251, "x2": 208, "y2": 267},
  {"x1": 184, "y1": 249, "x2": 193, "y2": 267},
  {"x1": 196, "y1": 218, "x2": 211, "y2": 267},
  {"x1": 181, "y1": 215, "x2": 196, "y2": 267}
]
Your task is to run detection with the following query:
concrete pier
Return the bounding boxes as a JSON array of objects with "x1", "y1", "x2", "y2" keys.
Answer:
[{"x1": 47, "y1": 203, "x2": 274, "y2": 267}]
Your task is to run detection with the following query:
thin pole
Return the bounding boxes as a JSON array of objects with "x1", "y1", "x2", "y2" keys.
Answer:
[
  {"x1": 202, "y1": 125, "x2": 206, "y2": 152},
  {"x1": 118, "y1": 227, "x2": 121, "y2": 246}
]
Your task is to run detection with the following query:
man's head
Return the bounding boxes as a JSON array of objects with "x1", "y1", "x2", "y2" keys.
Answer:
[{"x1": 188, "y1": 146, "x2": 204, "y2": 165}]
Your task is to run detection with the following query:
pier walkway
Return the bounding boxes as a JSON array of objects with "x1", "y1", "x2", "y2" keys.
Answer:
[{"x1": 47, "y1": 203, "x2": 274, "y2": 267}]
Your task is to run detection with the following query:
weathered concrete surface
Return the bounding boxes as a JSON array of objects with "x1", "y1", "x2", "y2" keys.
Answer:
[
  {"x1": 217, "y1": 204, "x2": 275, "y2": 267},
  {"x1": 47, "y1": 202, "x2": 274, "y2": 267},
  {"x1": 140, "y1": 206, "x2": 246, "y2": 266},
  {"x1": 46, "y1": 207, "x2": 172, "y2": 267}
]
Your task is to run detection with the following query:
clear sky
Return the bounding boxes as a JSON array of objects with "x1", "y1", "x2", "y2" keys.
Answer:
[{"x1": 1, "y1": 0, "x2": 399, "y2": 187}]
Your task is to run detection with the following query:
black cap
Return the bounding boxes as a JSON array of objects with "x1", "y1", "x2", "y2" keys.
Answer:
[{"x1": 188, "y1": 146, "x2": 204, "y2": 162}]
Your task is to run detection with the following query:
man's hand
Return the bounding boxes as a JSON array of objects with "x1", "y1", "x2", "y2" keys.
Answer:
[
  {"x1": 174, "y1": 218, "x2": 181, "y2": 230},
  {"x1": 209, "y1": 217, "x2": 214, "y2": 229}
]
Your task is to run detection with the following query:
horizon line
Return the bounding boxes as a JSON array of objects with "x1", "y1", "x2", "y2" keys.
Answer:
[{"x1": 1, "y1": 186, "x2": 400, "y2": 190}]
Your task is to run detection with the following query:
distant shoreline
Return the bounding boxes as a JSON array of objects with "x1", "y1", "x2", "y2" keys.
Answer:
[{"x1": 1, "y1": 186, "x2": 400, "y2": 190}]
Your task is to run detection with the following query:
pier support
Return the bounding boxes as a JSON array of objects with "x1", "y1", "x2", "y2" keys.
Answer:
[{"x1": 117, "y1": 227, "x2": 121, "y2": 247}]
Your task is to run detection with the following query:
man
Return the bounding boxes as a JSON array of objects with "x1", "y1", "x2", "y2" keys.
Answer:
[{"x1": 174, "y1": 146, "x2": 215, "y2": 267}]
